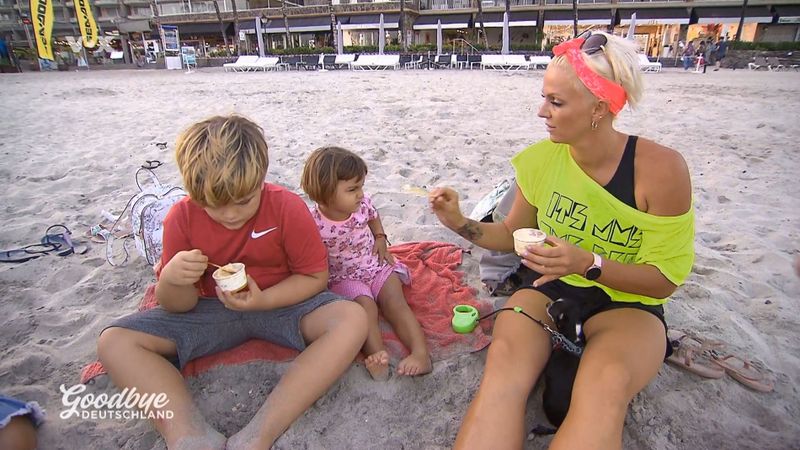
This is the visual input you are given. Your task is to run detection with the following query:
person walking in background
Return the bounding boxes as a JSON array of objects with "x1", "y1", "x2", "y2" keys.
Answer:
[
  {"x1": 715, "y1": 37, "x2": 728, "y2": 71},
  {"x1": 696, "y1": 41, "x2": 707, "y2": 73},
  {"x1": 706, "y1": 39, "x2": 717, "y2": 68},
  {"x1": 683, "y1": 40, "x2": 695, "y2": 71}
]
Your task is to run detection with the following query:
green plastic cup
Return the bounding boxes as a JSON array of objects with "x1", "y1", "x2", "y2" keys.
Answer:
[{"x1": 452, "y1": 304, "x2": 479, "y2": 334}]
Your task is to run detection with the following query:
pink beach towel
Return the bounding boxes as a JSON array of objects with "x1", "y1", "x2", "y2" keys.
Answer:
[{"x1": 79, "y1": 241, "x2": 492, "y2": 384}]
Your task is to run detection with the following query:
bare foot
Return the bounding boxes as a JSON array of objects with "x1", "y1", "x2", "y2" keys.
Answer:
[
  {"x1": 365, "y1": 350, "x2": 390, "y2": 381},
  {"x1": 397, "y1": 352, "x2": 432, "y2": 376}
]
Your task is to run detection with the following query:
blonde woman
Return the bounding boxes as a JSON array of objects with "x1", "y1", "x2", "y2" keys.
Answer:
[{"x1": 430, "y1": 32, "x2": 694, "y2": 449}]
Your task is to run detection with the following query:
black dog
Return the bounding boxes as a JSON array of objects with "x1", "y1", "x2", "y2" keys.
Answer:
[{"x1": 542, "y1": 298, "x2": 585, "y2": 427}]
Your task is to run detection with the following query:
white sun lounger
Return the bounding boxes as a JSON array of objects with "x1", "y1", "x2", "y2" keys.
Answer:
[
  {"x1": 350, "y1": 54, "x2": 400, "y2": 70},
  {"x1": 481, "y1": 55, "x2": 530, "y2": 71},
  {"x1": 223, "y1": 55, "x2": 259, "y2": 72},
  {"x1": 638, "y1": 54, "x2": 662, "y2": 73}
]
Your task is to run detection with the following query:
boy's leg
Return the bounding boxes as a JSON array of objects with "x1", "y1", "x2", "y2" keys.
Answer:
[
  {"x1": 0, "y1": 416, "x2": 37, "y2": 450},
  {"x1": 97, "y1": 328, "x2": 226, "y2": 449},
  {"x1": 376, "y1": 274, "x2": 431, "y2": 376},
  {"x1": 353, "y1": 295, "x2": 390, "y2": 381},
  {"x1": 227, "y1": 300, "x2": 367, "y2": 449}
]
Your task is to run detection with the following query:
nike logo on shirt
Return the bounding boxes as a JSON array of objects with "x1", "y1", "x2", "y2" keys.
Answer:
[{"x1": 251, "y1": 227, "x2": 278, "y2": 239}]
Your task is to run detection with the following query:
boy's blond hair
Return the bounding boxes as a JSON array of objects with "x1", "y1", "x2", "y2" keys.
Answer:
[
  {"x1": 301, "y1": 146, "x2": 367, "y2": 205},
  {"x1": 175, "y1": 115, "x2": 269, "y2": 207}
]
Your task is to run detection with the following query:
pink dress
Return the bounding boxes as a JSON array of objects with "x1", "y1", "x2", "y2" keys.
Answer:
[{"x1": 311, "y1": 195, "x2": 410, "y2": 301}]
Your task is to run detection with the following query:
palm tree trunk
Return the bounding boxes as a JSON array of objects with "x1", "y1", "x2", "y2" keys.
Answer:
[
  {"x1": 232, "y1": 0, "x2": 241, "y2": 55},
  {"x1": 475, "y1": 0, "x2": 488, "y2": 49},
  {"x1": 212, "y1": 0, "x2": 230, "y2": 55},
  {"x1": 329, "y1": 0, "x2": 336, "y2": 50},
  {"x1": 281, "y1": 0, "x2": 292, "y2": 49},
  {"x1": 734, "y1": 0, "x2": 748, "y2": 42},
  {"x1": 399, "y1": 0, "x2": 406, "y2": 51},
  {"x1": 571, "y1": 0, "x2": 578, "y2": 37}
]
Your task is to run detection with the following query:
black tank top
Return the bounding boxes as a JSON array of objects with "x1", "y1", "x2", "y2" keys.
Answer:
[{"x1": 603, "y1": 135, "x2": 637, "y2": 209}]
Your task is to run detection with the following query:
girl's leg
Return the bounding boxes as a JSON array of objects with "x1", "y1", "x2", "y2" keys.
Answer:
[
  {"x1": 353, "y1": 295, "x2": 390, "y2": 380},
  {"x1": 550, "y1": 308, "x2": 665, "y2": 450},
  {"x1": 226, "y1": 301, "x2": 367, "y2": 450},
  {"x1": 97, "y1": 328, "x2": 226, "y2": 449},
  {"x1": 376, "y1": 274, "x2": 431, "y2": 376},
  {"x1": 454, "y1": 289, "x2": 553, "y2": 450}
]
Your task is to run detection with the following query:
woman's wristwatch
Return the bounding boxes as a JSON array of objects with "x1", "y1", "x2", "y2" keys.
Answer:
[{"x1": 584, "y1": 252, "x2": 603, "y2": 281}]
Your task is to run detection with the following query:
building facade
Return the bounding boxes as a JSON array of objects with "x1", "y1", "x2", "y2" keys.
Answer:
[{"x1": 2, "y1": 0, "x2": 799, "y2": 61}]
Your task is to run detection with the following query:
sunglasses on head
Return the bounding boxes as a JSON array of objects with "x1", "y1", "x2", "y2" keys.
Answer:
[{"x1": 576, "y1": 30, "x2": 607, "y2": 55}]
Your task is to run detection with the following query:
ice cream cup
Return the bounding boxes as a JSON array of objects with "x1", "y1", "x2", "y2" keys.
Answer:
[
  {"x1": 512, "y1": 228, "x2": 546, "y2": 256},
  {"x1": 212, "y1": 263, "x2": 247, "y2": 293}
]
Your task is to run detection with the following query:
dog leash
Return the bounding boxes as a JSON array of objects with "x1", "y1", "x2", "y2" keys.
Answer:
[{"x1": 453, "y1": 305, "x2": 583, "y2": 356}]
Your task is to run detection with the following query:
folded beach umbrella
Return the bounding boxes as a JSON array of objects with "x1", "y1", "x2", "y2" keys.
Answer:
[
  {"x1": 627, "y1": 13, "x2": 637, "y2": 41},
  {"x1": 501, "y1": 11, "x2": 509, "y2": 55},
  {"x1": 337, "y1": 21, "x2": 344, "y2": 55},
  {"x1": 436, "y1": 19, "x2": 442, "y2": 56},
  {"x1": 379, "y1": 13, "x2": 385, "y2": 55},
  {"x1": 255, "y1": 17, "x2": 265, "y2": 58}
]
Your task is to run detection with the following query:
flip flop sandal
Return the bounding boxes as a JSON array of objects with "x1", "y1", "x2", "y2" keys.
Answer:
[
  {"x1": 41, "y1": 224, "x2": 89, "y2": 256},
  {"x1": 710, "y1": 351, "x2": 774, "y2": 393},
  {"x1": 0, "y1": 242, "x2": 61, "y2": 263},
  {"x1": 141, "y1": 160, "x2": 163, "y2": 170},
  {"x1": 665, "y1": 329, "x2": 725, "y2": 379}
]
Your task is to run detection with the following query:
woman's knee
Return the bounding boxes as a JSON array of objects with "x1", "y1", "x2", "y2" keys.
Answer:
[{"x1": 576, "y1": 360, "x2": 636, "y2": 405}]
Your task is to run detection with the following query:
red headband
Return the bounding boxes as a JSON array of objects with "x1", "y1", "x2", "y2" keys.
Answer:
[{"x1": 553, "y1": 38, "x2": 628, "y2": 115}]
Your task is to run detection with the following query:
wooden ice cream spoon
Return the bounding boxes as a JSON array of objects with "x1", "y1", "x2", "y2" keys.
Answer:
[{"x1": 209, "y1": 262, "x2": 237, "y2": 274}]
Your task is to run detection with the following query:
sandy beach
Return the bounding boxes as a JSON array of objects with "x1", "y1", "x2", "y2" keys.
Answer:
[{"x1": 0, "y1": 66, "x2": 799, "y2": 449}]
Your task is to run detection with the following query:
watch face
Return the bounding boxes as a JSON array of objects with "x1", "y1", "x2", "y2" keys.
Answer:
[{"x1": 586, "y1": 267, "x2": 601, "y2": 281}]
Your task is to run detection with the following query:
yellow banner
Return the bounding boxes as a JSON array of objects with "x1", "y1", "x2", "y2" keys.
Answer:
[
  {"x1": 73, "y1": 0, "x2": 98, "y2": 48},
  {"x1": 30, "y1": 0, "x2": 54, "y2": 60}
]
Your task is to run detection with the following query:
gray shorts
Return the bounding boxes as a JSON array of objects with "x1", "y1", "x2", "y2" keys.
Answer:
[{"x1": 104, "y1": 291, "x2": 343, "y2": 369}]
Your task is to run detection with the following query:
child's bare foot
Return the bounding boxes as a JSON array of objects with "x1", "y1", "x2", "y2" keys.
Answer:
[
  {"x1": 397, "y1": 352, "x2": 432, "y2": 376},
  {"x1": 365, "y1": 350, "x2": 390, "y2": 381}
]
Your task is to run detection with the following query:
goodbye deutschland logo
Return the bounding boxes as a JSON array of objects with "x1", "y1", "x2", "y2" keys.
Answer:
[{"x1": 59, "y1": 384, "x2": 174, "y2": 420}]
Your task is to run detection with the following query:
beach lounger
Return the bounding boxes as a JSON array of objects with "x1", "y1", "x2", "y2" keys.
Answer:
[
  {"x1": 246, "y1": 57, "x2": 280, "y2": 72},
  {"x1": 322, "y1": 54, "x2": 337, "y2": 69},
  {"x1": 433, "y1": 54, "x2": 455, "y2": 69},
  {"x1": 350, "y1": 54, "x2": 400, "y2": 70},
  {"x1": 528, "y1": 55, "x2": 552, "y2": 70},
  {"x1": 404, "y1": 55, "x2": 424, "y2": 70},
  {"x1": 637, "y1": 54, "x2": 662, "y2": 73},
  {"x1": 766, "y1": 57, "x2": 785, "y2": 71},
  {"x1": 467, "y1": 54, "x2": 482, "y2": 70},
  {"x1": 748, "y1": 56, "x2": 769, "y2": 71},
  {"x1": 223, "y1": 55, "x2": 259, "y2": 72},
  {"x1": 481, "y1": 54, "x2": 529, "y2": 71},
  {"x1": 334, "y1": 54, "x2": 356, "y2": 69}
]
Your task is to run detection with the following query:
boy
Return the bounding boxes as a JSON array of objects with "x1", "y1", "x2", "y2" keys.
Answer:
[{"x1": 97, "y1": 115, "x2": 367, "y2": 449}]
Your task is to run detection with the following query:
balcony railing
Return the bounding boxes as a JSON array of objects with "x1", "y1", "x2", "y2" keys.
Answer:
[
  {"x1": 545, "y1": 0, "x2": 610, "y2": 4},
  {"x1": 420, "y1": 0, "x2": 541, "y2": 10}
]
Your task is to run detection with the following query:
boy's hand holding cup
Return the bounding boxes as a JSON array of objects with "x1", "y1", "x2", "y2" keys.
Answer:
[{"x1": 216, "y1": 275, "x2": 270, "y2": 311}]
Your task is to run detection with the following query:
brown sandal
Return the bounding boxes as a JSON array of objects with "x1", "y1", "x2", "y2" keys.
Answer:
[{"x1": 666, "y1": 329, "x2": 725, "y2": 379}]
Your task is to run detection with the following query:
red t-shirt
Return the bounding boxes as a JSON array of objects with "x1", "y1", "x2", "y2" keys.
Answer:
[{"x1": 159, "y1": 183, "x2": 327, "y2": 298}]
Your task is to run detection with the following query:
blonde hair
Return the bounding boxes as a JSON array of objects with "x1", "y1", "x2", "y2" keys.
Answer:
[
  {"x1": 301, "y1": 146, "x2": 368, "y2": 205},
  {"x1": 175, "y1": 115, "x2": 269, "y2": 207},
  {"x1": 552, "y1": 32, "x2": 644, "y2": 110}
]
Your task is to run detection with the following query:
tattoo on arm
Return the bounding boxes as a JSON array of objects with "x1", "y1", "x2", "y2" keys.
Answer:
[{"x1": 456, "y1": 219, "x2": 483, "y2": 242}]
